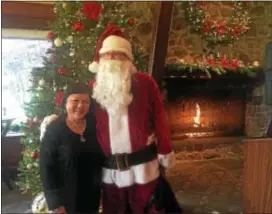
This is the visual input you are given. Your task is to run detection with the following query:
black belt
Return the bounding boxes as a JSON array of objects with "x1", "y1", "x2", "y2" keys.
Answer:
[{"x1": 104, "y1": 143, "x2": 157, "y2": 171}]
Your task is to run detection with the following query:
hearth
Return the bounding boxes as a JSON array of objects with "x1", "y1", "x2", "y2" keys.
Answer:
[{"x1": 163, "y1": 76, "x2": 250, "y2": 140}]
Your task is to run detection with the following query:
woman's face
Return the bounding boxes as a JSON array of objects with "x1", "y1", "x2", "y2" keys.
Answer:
[{"x1": 65, "y1": 93, "x2": 90, "y2": 121}]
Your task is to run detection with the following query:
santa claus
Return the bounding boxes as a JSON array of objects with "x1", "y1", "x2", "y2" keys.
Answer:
[
  {"x1": 88, "y1": 24, "x2": 177, "y2": 214},
  {"x1": 41, "y1": 24, "x2": 179, "y2": 213}
]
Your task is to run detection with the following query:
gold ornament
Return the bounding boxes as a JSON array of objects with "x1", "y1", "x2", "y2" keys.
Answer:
[
  {"x1": 179, "y1": 59, "x2": 185, "y2": 64},
  {"x1": 253, "y1": 61, "x2": 260, "y2": 67},
  {"x1": 54, "y1": 38, "x2": 63, "y2": 47}
]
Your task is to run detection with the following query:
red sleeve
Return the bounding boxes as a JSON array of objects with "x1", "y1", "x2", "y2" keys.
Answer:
[
  {"x1": 88, "y1": 78, "x2": 95, "y2": 89},
  {"x1": 149, "y1": 76, "x2": 175, "y2": 168}
]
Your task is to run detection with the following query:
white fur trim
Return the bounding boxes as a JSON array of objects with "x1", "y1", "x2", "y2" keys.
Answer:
[
  {"x1": 40, "y1": 114, "x2": 58, "y2": 141},
  {"x1": 158, "y1": 151, "x2": 176, "y2": 168},
  {"x1": 32, "y1": 192, "x2": 48, "y2": 213},
  {"x1": 108, "y1": 108, "x2": 131, "y2": 154},
  {"x1": 99, "y1": 35, "x2": 133, "y2": 60},
  {"x1": 88, "y1": 61, "x2": 99, "y2": 73},
  {"x1": 102, "y1": 159, "x2": 160, "y2": 188}
]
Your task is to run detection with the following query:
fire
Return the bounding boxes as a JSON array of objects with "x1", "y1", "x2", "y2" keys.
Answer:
[{"x1": 193, "y1": 103, "x2": 201, "y2": 127}]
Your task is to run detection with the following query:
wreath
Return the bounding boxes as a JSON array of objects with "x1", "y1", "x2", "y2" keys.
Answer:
[{"x1": 184, "y1": 1, "x2": 251, "y2": 47}]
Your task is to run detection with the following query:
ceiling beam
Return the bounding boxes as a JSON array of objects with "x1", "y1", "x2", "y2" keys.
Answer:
[
  {"x1": 149, "y1": 2, "x2": 174, "y2": 86},
  {"x1": 2, "y1": 2, "x2": 55, "y2": 30}
]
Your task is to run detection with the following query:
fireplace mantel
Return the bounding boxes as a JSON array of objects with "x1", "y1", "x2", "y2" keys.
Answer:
[{"x1": 163, "y1": 67, "x2": 264, "y2": 90}]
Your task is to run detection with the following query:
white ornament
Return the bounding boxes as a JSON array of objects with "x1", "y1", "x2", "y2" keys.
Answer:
[
  {"x1": 54, "y1": 38, "x2": 63, "y2": 47},
  {"x1": 253, "y1": 61, "x2": 260, "y2": 67},
  {"x1": 38, "y1": 79, "x2": 45, "y2": 86},
  {"x1": 34, "y1": 162, "x2": 39, "y2": 167},
  {"x1": 88, "y1": 61, "x2": 99, "y2": 73},
  {"x1": 27, "y1": 164, "x2": 32, "y2": 169},
  {"x1": 32, "y1": 192, "x2": 48, "y2": 214},
  {"x1": 70, "y1": 49, "x2": 75, "y2": 56},
  {"x1": 66, "y1": 35, "x2": 73, "y2": 43}
]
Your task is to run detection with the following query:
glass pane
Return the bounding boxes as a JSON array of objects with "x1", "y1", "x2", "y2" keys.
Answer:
[{"x1": 1, "y1": 39, "x2": 51, "y2": 124}]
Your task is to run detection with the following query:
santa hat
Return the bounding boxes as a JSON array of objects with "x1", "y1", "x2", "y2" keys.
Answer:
[{"x1": 89, "y1": 24, "x2": 133, "y2": 73}]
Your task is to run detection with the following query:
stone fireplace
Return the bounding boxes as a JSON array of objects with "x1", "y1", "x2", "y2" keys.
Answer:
[
  {"x1": 166, "y1": 87, "x2": 246, "y2": 140},
  {"x1": 162, "y1": 69, "x2": 266, "y2": 144}
]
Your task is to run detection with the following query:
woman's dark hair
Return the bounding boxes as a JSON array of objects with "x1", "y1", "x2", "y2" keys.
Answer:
[{"x1": 60, "y1": 83, "x2": 92, "y2": 115}]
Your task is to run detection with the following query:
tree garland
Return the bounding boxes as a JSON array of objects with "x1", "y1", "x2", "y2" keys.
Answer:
[{"x1": 184, "y1": 1, "x2": 251, "y2": 47}]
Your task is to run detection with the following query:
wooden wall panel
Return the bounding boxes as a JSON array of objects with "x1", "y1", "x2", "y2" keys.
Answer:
[
  {"x1": 2, "y1": 1, "x2": 55, "y2": 30},
  {"x1": 244, "y1": 138, "x2": 272, "y2": 213}
]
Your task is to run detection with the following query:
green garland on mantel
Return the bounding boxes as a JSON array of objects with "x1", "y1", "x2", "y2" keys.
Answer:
[{"x1": 166, "y1": 59, "x2": 260, "y2": 79}]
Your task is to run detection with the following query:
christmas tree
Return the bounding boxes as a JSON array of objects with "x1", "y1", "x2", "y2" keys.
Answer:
[{"x1": 16, "y1": 1, "x2": 148, "y2": 201}]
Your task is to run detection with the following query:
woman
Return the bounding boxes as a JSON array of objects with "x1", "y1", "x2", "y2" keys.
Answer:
[{"x1": 39, "y1": 84, "x2": 105, "y2": 214}]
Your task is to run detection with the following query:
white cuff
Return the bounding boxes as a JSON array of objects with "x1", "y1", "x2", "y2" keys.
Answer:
[{"x1": 158, "y1": 151, "x2": 175, "y2": 168}]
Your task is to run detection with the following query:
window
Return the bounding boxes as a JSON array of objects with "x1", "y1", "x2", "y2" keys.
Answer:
[{"x1": 2, "y1": 38, "x2": 51, "y2": 131}]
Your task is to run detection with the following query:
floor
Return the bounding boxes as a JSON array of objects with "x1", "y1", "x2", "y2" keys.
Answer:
[
  {"x1": 1, "y1": 145, "x2": 244, "y2": 214},
  {"x1": 167, "y1": 158, "x2": 243, "y2": 214}
]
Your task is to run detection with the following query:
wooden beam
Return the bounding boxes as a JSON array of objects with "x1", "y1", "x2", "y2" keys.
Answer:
[
  {"x1": 149, "y1": 2, "x2": 174, "y2": 86},
  {"x1": 2, "y1": 1, "x2": 55, "y2": 30},
  {"x1": 244, "y1": 138, "x2": 272, "y2": 213}
]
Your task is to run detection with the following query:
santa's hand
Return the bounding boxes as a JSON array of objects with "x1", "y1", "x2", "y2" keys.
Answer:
[
  {"x1": 146, "y1": 133, "x2": 157, "y2": 146},
  {"x1": 40, "y1": 114, "x2": 58, "y2": 141}
]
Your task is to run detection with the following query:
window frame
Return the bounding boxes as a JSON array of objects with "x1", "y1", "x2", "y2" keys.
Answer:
[{"x1": 2, "y1": 29, "x2": 51, "y2": 136}]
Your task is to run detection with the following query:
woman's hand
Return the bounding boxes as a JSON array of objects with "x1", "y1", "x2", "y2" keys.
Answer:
[{"x1": 53, "y1": 206, "x2": 66, "y2": 214}]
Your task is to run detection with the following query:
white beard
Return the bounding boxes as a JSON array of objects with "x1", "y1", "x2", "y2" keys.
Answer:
[{"x1": 92, "y1": 59, "x2": 134, "y2": 116}]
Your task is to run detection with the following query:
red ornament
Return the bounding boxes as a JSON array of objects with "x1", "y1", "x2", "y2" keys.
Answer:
[
  {"x1": 32, "y1": 151, "x2": 39, "y2": 160},
  {"x1": 220, "y1": 57, "x2": 229, "y2": 68},
  {"x1": 201, "y1": 20, "x2": 213, "y2": 34},
  {"x1": 82, "y1": 2, "x2": 102, "y2": 20},
  {"x1": 216, "y1": 22, "x2": 227, "y2": 35},
  {"x1": 47, "y1": 31, "x2": 55, "y2": 40},
  {"x1": 54, "y1": 91, "x2": 64, "y2": 106},
  {"x1": 128, "y1": 18, "x2": 136, "y2": 26},
  {"x1": 195, "y1": 1, "x2": 206, "y2": 8},
  {"x1": 58, "y1": 67, "x2": 66, "y2": 75},
  {"x1": 229, "y1": 59, "x2": 238, "y2": 70},
  {"x1": 73, "y1": 21, "x2": 85, "y2": 31},
  {"x1": 207, "y1": 59, "x2": 216, "y2": 66}
]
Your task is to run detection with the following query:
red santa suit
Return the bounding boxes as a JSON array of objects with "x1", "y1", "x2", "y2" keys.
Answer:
[{"x1": 89, "y1": 24, "x2": 175, "y2": 214}]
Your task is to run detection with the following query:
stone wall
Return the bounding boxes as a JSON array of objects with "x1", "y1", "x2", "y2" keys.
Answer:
[{"x1": 131, "y1": 2, "x2": 272, "y2": 137}]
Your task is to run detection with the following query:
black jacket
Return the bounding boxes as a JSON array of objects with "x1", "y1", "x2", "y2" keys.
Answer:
[{"x1": 39, "y1": 113, "x2": 105, "y2": 214}]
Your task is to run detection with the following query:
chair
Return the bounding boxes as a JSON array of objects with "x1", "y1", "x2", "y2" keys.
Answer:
[{"x1": 1, "y1": 119, "x2": 22, "y2": 190}]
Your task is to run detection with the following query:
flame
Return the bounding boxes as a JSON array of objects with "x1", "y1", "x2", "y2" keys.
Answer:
[{"x1": 193, "y1": 103, "x2": 201, "y2": 127}]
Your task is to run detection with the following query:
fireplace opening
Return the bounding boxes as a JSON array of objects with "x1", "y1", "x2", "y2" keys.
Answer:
[{"x1": 164, "y1": 78, "x2": 247, "y2": 140}]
